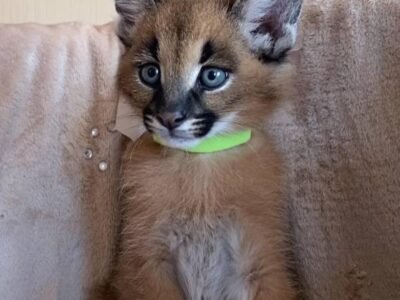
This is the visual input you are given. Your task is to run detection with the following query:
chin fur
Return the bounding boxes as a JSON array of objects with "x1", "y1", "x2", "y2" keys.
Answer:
[{"x1": 152, "y1": 112, "x2": 238, "y2": 150}]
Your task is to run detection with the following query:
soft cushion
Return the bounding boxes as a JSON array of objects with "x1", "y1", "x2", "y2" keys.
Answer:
[
  {"x1": 270, "y1": 0, "x2": 400, "y2": 299},
  {"x1": 0, "y1": 22, "x2": 123, "y2": 299}
]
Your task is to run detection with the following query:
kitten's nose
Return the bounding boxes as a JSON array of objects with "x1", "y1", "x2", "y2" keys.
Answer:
[{"x1": 156, "y1": 111, "x2": 187, "y2": 129}]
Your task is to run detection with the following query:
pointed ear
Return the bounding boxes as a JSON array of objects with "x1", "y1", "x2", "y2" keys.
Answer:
[
  {"x1": 115, "y1": 0, "x2": 159, "y2": 46},
  {"x1": 237, "y1": 0, "x2": 303, "y2": 60}
]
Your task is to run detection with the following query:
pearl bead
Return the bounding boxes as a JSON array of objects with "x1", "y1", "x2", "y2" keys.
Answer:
[
  {"x1": 84, "y1": 148, "x2": 93, "y2": 160},
  {"x1": 98, "y1": 161, "x2": 108, "y2": 172},
  {"x1": 91, "y1": 127, "x2": 99, "y2": 138}
]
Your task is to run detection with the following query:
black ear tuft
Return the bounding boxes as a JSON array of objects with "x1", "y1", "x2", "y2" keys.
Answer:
[{"x1": 238, "y1": 0, "x2": 303, "y2": 60}]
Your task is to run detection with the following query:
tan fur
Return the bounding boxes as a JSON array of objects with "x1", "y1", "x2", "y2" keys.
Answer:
[
  {"x1": 110, "y1": 132, "x2": 296, "y2": 300},
  {"x1": 103, "y1": 0, "x2": 298, "y2": 299}
]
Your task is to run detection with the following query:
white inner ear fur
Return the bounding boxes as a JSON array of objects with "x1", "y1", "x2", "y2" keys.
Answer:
[
  {"x1": 116, "y1": 0, "x2": 152, "y2": 23},
  {"x1": 239, "y1": 0, "x2": 276, "y2": 55},
  {"x1": 243, "y1": 29, "x2": 274, "y2": 54},
  {"x1": 272, "y1": 22, "x2": 298, "y2": 57},
  {"x1": 240, "y1": 0, "x2": 275, "y2": 35},
  {"x1": 239, "y1": 0, "x2": 300, "y2": 58}
]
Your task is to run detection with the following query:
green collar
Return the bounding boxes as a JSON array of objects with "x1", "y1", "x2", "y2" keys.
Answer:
[{"x1": 153, "y1": 129, "x2": 252, "y2": 153}]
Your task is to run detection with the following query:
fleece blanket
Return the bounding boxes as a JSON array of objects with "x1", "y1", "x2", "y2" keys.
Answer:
[
  {"x1": 0, "y1": 23, "x2": 123, "y2": 299},
  {"x1": 269, "y1": 0, "x2": 400, "y2": 299},
  {"x1": 0, "y1": 1, "x2": 400, "y2": 299}
]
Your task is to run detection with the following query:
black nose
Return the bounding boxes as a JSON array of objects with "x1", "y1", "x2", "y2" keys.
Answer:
[{"x1": 156, "y1": 111, "x2": 187, "y2": 129}]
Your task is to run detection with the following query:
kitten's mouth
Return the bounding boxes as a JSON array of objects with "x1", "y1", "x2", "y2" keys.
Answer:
[
  {"x1": 144, "y1": 111, "x2": 215, "y2": 134},
  {"x1": 142, "y1": 112, "x2": 216, "y2": 149},
  {"x1": 147, "y1": 121, "x2": 211, "y2": 149},
  {"x1": 143, "y1": 111, "x2": 237, "y2": 150},
  {"x1": 148, "y1": 126, "x2": 204, "y2": 150}
]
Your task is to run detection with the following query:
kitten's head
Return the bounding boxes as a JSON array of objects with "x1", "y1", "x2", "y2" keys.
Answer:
[{"x1": 116, "y1": 0, "x2": 302, "y2": 149}]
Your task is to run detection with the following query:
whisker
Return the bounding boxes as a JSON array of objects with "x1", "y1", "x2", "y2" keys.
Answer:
[{"x1": 128, "y1": 133, "x2": 147, "y2": 161}]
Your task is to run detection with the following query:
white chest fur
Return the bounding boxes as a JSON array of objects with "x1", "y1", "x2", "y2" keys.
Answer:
[{"x1": 161, "y1": 217, "x2": 254, "y2": 300}]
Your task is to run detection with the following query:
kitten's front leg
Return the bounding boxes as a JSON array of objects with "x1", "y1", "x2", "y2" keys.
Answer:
[
  {"x1": 224, "y1": 219, "x2": 297, "y2": 300},
  {"x1": 248, "y1": 239, "x2": 297, "y2": 300}
]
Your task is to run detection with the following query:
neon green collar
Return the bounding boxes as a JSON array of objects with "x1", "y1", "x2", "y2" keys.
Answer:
[{"x1": 153, "y1": 130, "x2": 252, "y2": 153}]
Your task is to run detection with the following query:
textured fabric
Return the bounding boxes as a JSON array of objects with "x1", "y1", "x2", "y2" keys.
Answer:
[
  {"x1": 0, "y1": 23, "x2": 123, "y2": 300},
  {"x1": 1, "y1": 0, "x2": 400, "y2": 299},
  {"x1": 270, "y1": 0, "x2": 400, "y2": 299}
]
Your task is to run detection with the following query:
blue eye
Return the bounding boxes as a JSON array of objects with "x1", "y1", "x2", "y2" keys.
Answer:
[
  {"x1": 139, "y1": 64, "x2": 161, "y2": 87},
  {"x1": 200, "y1": 67, "x2": 229, "y2": 90}
]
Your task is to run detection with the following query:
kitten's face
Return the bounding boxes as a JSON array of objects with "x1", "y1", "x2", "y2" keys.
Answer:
[{"x1": 118, "y1": 0, "x2": 297, "y2": 149}]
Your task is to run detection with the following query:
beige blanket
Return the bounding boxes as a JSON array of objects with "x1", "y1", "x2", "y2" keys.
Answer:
[
  {"x1": 0, "y1": 23, "x2": 123, "y2": 299},
  {"x1": 0, "y1": 1, "x2": 399, "y2": 299},
  {"x1": 270, "y1": 0, "x2": 400, "y2": 299}
]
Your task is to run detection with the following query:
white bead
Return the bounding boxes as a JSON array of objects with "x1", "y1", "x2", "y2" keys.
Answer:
[
  {"x1": 91, "y1": 128, "x2": 99, "y2": 138},
  {"x1": 84, "y1": 148, "x2": 93, "y2": 160},
  {"x1": 98, "y1": 161, "x2": 108, "y2": 172}
]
